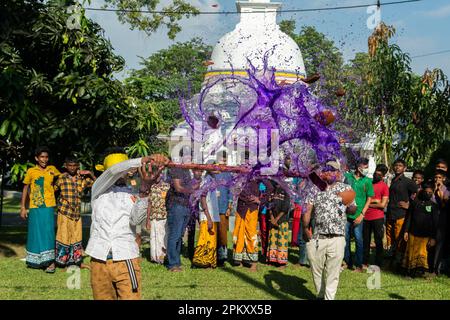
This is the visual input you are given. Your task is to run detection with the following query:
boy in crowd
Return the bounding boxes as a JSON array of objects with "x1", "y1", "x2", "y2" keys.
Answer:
[
  {"x1": 54, "y1": 156, "x2": 95, "y2": 268},
  {"x1": 344, "y1": 158, "x2": 374, "y2": 272},
  {"x1": 412, "y1": 170, "x2": 425, "y2": 195},
  {"x1": 363, "y1": 164, "x2": 389, "y2": 268},
  {"x1": 386, "y1": 159, "x2": 418, "y2": 265},
  {"x1": 403, "y1": 184, "x2": 439, "y2": 278}
]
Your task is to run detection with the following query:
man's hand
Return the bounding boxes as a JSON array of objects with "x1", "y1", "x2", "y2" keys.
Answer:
[
  {"x1": 20, "y1": 207, "x2": 28, "y2": 220},
  {"x1": 303, "y1": 226, "x2": 312, "y2": 242},
  {"x1": 143, "y1": 154, "x2": 170, "y2": 167},
  {"x1": 249, "y1": 195, "x2": 260, "y2": 204},
  {"x1": 354, "y1": 214, "x2": 364, "y2": 225},
  {"x1": 398, "y1": 201, "x2": 409, "y2": 209},
  {"x1": 207, "y1": 217, "x2": 213, "y2": 232},
  {"x1": 404, "y1": 232, "x2": 409, "y2": 242},
  {"x1": 139, "y1": 163, "x2": 162, "y2": 186},
  {"x1": 225, "y1": 208, "x2": 232, "y2": 217},
  {"x1": 428, "y1": 238, "x2": 436, "y2": 248},
  {"x1": 79, "y1": 170, "x2": 92, "y2": 176},
  {"x1": 270, "y1": 216, "x2": 278, "y2": 228}
]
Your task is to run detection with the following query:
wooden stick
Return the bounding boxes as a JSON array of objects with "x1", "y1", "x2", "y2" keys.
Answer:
[{"x1": 166, "y1": 162, "x2": 251, "y2": 173}]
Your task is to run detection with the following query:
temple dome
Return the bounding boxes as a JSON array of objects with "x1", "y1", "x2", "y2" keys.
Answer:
[{"x1": 205, "y1": 0, "x2": 307, "y2": 84}]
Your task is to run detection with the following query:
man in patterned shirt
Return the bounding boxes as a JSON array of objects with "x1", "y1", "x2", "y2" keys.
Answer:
[
  {"x1": 302, "y1": 159, "x2": 356, "y2": 300},
  {"x1": 54, "y1": 156, "x2": 95, "y2": 268}
]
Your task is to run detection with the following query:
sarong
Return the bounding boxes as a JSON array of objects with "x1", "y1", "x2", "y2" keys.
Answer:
[
  {"x1": 402, "y1": 234, "x2": 430, "y2": 271},
  {"x1": 26, "y1": 207, "x2": 55, "y2": 268},
  {"x1": 55, "y1": 213, "x2": 83, "y2": 266},
  {"x1": 150, "y1": 218, "x2": 168, "y2": 264},
  {"x1": 267, "y1": 221, "x2": 290, "y2": 265},
  {"x1": 232, "y1": 209, "x2": 259, "y2": 263},
  {"x1": 192, "y1": 221, "x2": 219, "y2": 268}
]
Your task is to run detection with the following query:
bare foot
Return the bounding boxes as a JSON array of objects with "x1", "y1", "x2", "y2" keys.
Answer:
[
  {"x1": 80, "y1": 263, "x2": 91, "y2": 270},
  {"x1": 248, "y1": 263, "x2": 258, "y2": 272}
]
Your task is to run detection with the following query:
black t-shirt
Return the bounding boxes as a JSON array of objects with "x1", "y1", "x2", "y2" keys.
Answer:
[
  {"x1": 270, "y1": 186, "x2": 291, "y2": 224},
  {"x1": 405, "y1": 200, "x2": 439, "y2": 238},
  {"x1": 387, "y1": 174, "x2": 418, "y2": 220}
]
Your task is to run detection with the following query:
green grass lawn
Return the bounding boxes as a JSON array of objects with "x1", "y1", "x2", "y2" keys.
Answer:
[{"x1": 0, "y1": 226, "x2": 449, "y2": 300}]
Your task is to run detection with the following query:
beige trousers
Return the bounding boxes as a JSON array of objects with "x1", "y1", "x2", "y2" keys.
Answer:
[
  {"x1": 90, "y1": 258, "x2": 141, "y2": 300},
  {"x1": 306, "y1": 236, "x2": 346, "y2": 300}
]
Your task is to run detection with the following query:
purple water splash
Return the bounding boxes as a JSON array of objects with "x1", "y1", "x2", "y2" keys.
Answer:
[{"x1": 179, "y1": 56, "x2": 345, "y2": 201}]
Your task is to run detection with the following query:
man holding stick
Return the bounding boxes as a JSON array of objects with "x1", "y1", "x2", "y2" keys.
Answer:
[{"x1": 86, "y1": 149, "x2": 168, "y2": 300}]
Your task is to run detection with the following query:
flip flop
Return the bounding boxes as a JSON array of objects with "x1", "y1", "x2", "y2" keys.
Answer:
[{"x1": 45, "y1": 265, "x2": 56, "y2": 273}]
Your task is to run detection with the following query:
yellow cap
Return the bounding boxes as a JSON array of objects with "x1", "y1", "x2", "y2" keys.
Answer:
[{"x1": 95, "y1": 153, "x2": 129, "y2": 171}]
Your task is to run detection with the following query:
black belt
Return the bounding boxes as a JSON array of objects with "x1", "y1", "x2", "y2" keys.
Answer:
[{"x1": 318, "y1": 234, "x2": 343, "y2": 239}]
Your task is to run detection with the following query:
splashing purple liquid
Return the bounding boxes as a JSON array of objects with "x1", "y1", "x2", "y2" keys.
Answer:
[{"x1": 179, "y1": 55, "x2": 344, "y2": 201}]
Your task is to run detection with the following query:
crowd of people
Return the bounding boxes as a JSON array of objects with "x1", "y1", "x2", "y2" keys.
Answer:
[{"x1": 18, "y1": 145, "x2": 450, "y2": 300}]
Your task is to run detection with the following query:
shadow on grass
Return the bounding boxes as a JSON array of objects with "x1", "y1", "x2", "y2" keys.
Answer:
[
  {"x1": 264, "y1": 270, "x2": 316, "y2": 300},
  {"x1": 220, "y1": 265, "x2": 315, "y2": 300},
  {"x1": 388, "y1": 293, "x2": 406, "y2": 300},
  {"x1": 0, "y1": 244, "x2": 17, "y2": 257}
]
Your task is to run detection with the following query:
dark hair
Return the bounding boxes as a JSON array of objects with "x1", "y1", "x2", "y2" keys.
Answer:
[
  {"x1": 375, "y1": 164, "x2": 389, "y2": 176},
  {"x1": 436, "y1": 159, "x2": 448, "y2": 167},
  {"x1": 422, "y1": 182, "x2": 434, "y2": 190},
  {"x1": 35, "y1": 146, "x2": 50, "y2": 157},
  {"x1": 64, "y1": 156, "x2": 79, "y2": 164},
  {"x1": 356, "y1": 157, "x2": 369, "y2": 166},
  {"x1": 435, "y1": 169, "x2": 447, "y2": 178},
  {"x1": 393, "y1": 158, "x2": 406, "y2": 166},
  {"x1": 413, "y1": 169, "x2": 425, "y2": 177}
]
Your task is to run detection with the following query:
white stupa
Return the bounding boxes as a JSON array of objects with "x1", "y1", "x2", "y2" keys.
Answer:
[
  {"x1": 161, "y1": 0, "x2": 308, "y2": 162},
  {"x1": 204, "y1": 0, "x2": 307, "y2": 84}
]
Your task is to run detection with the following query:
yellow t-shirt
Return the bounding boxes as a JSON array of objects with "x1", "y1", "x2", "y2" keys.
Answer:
[{"x1": 23, "y1": 165, "x2": 61, "y2": 208}]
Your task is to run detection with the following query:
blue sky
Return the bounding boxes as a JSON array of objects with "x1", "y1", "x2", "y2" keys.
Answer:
[{"x1": 85, "y1": 0, "x2": 450, "y2": 79}]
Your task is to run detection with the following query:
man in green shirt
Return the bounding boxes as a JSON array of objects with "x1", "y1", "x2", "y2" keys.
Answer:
[{"x1": 343, "y1": 158, "x2": 374, "y2": 272}]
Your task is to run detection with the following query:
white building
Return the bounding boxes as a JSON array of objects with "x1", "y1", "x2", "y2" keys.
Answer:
[{"x1": 161, "y1": 0, "x2": 309, "y2": 163}]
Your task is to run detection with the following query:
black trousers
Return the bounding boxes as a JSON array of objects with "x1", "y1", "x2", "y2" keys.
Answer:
[{"x1": 363, "y1": 218, "x2": 385, "y2": 267}]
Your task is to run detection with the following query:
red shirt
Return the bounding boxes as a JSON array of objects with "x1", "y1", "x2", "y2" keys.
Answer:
[{"x1": 365, "y1": 181, "x2": 389, "y2": 221}]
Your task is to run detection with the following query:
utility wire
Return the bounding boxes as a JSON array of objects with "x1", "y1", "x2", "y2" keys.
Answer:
[
  {"x1": 411, "y1": 49, "x2": 450, "y2": 59},
  {"x1": 52, "y1": 0, "x2": 422, "y2": 15}
]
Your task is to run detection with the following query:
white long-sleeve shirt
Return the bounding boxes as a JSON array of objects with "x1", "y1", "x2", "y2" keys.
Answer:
[
  {"x1": 91, "y1": 158, "x2": 142, "y2": 201},
  {"x1": 86, "y1": 158, "x2": 143, "y2": 261}
]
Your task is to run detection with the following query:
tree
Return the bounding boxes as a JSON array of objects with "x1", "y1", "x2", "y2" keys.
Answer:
[
  {"x1": 0, "y1": 0, "x2": 161, "y2": 183},
  {"x1": 102, "y1": 0, "x2": 200, "y2": 39},
  {"x1": 124, "y1": 38, "x2": 212, "y2": 153},
  {"x1": 342, "y1": 23, "x2": 450, "y2": 167}
]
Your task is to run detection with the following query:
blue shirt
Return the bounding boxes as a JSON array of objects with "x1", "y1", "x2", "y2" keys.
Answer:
[{"x1": 215, "y1": 172, "x2": 232, "y2": 214}]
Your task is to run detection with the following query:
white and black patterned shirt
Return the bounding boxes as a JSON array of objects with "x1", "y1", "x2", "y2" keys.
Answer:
[{"x1": 306, "y1": 182, "x2": 353, "y2": 239}]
